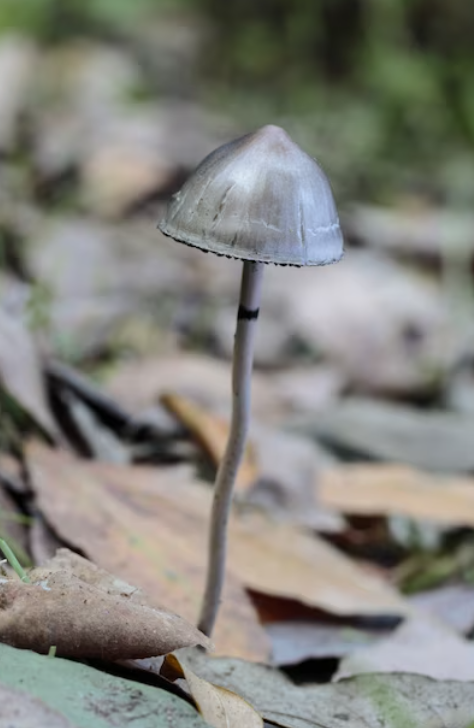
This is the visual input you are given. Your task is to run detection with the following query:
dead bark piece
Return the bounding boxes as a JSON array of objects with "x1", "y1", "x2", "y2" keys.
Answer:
[{"x1": 0, "y1": 566, "x2": 210, "y2": 660}]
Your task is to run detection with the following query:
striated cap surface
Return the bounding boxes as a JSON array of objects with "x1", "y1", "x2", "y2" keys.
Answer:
[{"x1": 159, "y1": 124, "x2": 343, "y2": 266}]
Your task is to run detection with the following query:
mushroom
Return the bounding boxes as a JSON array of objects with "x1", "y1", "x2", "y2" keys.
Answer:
[{"x1": 159, "y1": 124, "x2": 343, "y2": 637}]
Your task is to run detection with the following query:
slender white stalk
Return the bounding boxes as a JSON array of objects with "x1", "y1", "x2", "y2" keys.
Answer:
[{"x1": 198, "y1": 260, "x2": 264, "y2": 637}]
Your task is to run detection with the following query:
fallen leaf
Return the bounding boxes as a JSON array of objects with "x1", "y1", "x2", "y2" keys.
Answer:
[
  {"x1": 177, "y1": 649, "x2": 474, "y2": 728},
  {"x1": 336, "y1": 617, "x2": 474, "y2": 682},
  {"x1": 0, "y1": 307, "x2": 58, "y2": 439},
  {"x1": 161, "y1": 396, "x2": 341, "y2": 527},
  {"x1": 161, "y1": 392, "x2": 258, "y2": 492},
  {"x1": 247, "y1": 424, "x2": 342, "y2": 531},
  {"x1": 320, "y1": 462, "x2": 474, "y2": 526},
  {"x1": 0, "y1": 551, "x2": 209, "y2": 660},
  {"x1": 229, "y1": 510, "x2": 407, "y2": 617},
  {"x1": 0, "y1": 642, "x2": 208, "y2": 728},
  {"x1": 266, "y1": 621, "x2": 383, "y2": 666},
  {"x1": 29, "y1": 516, "x2": 63, "y2": 565},
  {"x1": 278, "y1": 251, "x2": 449, "y2": 395},
  {"x1": 269, "y1": 365, "x2": 346, "y2": 416},
  {"x1": 0, "y1": 485, "x2": 30, "y2": 566},
  {"x1": 28, "y1": 442, "x2": 406, "y2": 633},
  {"x1": 80, "y1": 121, "x2": 176, "y2": 217},
  {"x1": 0, "y1": 452, "x2": 27, "y2": 494},
  {"x1": 166, "y1": 653, "x2": 263, "y2": 728},
  {"x1": 0, "y1": 37, "x2": 37, "y2": 151},
  {"x1": 0, "y1": 681, "x2": 74, "y2": 728},
  {"x1": 293, "y1": 397, "x2": 474, "y2": 473},
  {"x1": 27, "y1": 442, "x2": 270, "y2": 662},
  {"x1": 347, "y1": 203, "x2": 474, "y2": 259},
  {"x1": 106, "y1": 352, "x2": 283, "y2": 422},
  {"x1": 410, "y1": 585, "x2": 474, "y2": 635},
  {"x1": 26, "y1": 217, "x2": 191, "y2": 360}
]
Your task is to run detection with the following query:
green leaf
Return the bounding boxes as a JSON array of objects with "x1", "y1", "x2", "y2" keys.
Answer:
[{"x1": 0, "y1": 643, "x2": 209, "y2": 728}]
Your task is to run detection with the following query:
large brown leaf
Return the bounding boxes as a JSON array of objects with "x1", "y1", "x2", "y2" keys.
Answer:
[
  {"x1": 228, "y1": 510, "x2": 406, "y2": 617},
  {"x1": 28, "y1": 443, "x2": 405, "y2": 640}
]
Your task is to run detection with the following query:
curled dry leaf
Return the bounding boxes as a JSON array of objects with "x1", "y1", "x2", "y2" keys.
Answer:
[
  {"x1": 0, "y1": 550, "x2": 209, "y2": 660},
  {"x1": 165, "y1": 654, "x2": 263, "y2": 728},
  {"x1": 161, "y1": 392, "x2": 258, "y2": 492},
  {"x1": 320, "y1": 462, "x2": 474, "y2": 527}
]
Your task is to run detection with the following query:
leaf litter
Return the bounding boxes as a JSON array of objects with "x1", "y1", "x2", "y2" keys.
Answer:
[{"x1": 3, "y1": 21, "x2": 474, "y2": 727}]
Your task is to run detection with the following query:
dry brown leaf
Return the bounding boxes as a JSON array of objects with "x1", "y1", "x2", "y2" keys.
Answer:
[
  {"x1": 166, "y1": 654, "x2": 263, "y2": 728},
  {"x1": 172, "y1": 650, "x2": 474, "y2": 728},
  {"x1": 229, "y1": 511, "x2": 407, "y2": 617},
  {"x1": 320, "y1": 463, "x2": 474, "y2": 526},
  {"x1": 26, "y1": 442, "x2": 270, "y2": 662},
  {"x1": 0, "y1": 485, "x2": 29, "y2": 563},
  {"x1": 161, "y1": 392, "x2": 258, "y2": 492},
  {"x1": 0, "y1": 552, "x2": 209, "y2": 660}
]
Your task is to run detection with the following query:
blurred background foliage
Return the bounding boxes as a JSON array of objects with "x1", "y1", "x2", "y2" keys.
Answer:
[{"x1": 0, "y1": 0, "x2": 473, "y2": 204}]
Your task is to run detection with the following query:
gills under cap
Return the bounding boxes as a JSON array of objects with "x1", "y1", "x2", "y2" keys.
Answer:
[{"x1": 159, "y1": 124, "x2": 343, "y2": 266}]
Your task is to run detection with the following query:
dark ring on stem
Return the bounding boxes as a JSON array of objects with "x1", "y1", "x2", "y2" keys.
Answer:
[{"x1": 238, "y1": 305, "x2": 260, "y2": 321}]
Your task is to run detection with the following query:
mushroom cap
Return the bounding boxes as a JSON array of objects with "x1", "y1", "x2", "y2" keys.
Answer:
[{"x1": 159, "y1": 124, "x2": 343, "y2": 266}]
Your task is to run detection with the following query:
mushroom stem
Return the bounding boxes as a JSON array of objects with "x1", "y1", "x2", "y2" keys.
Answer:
[{"x1": 198, "y1": 259, "x2": 264, "y2": 637}]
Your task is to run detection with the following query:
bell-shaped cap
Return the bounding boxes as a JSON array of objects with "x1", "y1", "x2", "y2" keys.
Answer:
[{"x1": 159, "y1": 124, "x2": 343, "y2": 266}]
